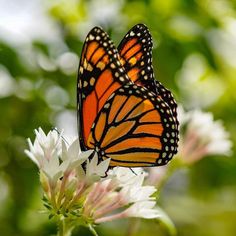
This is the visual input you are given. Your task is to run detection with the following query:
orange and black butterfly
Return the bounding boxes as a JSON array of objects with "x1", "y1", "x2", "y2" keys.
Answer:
[{"x1": 77, "y1": 24, "x2": 179, "y2": 167}]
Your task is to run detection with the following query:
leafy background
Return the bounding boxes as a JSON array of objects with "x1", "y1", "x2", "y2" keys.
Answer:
[{"x1": 0, "y1": 0, "x2": 236, "y2": 235}]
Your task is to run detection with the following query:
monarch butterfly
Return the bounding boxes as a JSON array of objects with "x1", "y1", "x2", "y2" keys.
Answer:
[{"x1": 77, "y1": 24, "x2": 179, "y2": 167}]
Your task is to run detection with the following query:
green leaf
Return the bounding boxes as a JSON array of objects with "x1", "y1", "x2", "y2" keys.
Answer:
[
  {"x1": 49, "y1": 214, "x2": 54, "y2": 220},
  {"x1": 43, "y1": 203, "x2": 52, "y2": 210}
]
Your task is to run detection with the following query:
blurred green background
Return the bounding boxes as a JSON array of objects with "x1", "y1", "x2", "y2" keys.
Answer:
[{"x1": 0, "y1": 0, "x2": 236, "y2": 235}]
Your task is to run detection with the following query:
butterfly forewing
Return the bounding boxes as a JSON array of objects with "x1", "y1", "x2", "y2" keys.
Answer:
[
  {"x1": 77, "y1": 27, "x2": 131, "y2": 150},
  {"x1": 118, "y1": 24, "x2": 156, "y2": 89}
]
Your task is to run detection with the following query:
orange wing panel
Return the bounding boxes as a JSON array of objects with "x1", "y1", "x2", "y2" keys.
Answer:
[
  {"x1": 95, "y1": 70, "x2": 113, "y2": 98},
  {"x1": 140, "y1": 109, "x2": 161, "y2": 123},
  {"x1": 127, "y1": 68, "x2": 140, "y2": 82},
  {"x1": 91, "y1": 47, "x2": 105, "y2": 65},
  {"x1": 109, "y1": 160, "x2": 153, "y2": 167},
  {"x1": 86, "y1": 42, "x2": 99, "y2": 60},
  {"x1": 133, "y1": 123, "x2": 163, "y2": 136},
  {"x1": 83, "y1": 91, "x2": 98, "y2": 142},
  {"x1": 94, "y1": 112, "x2": 107, "y2": 142},
  {"x1": 120, "y1": 38, "x2": 137, "y2": 56},
  {"x1": 125, "y1": 44, "x2": 141, "y2": 60},
  {"x1": 98, "y1": 83, "x2": 121, "y2": 110},
  {"x1": 115, "y1": 95, "x2": 142, "y2": 122},
  {"x1": 101, "y1": 121, "x2": 135, "y2": 146},
  {"x1": 108, "y1": 152, "x2": 159, "y2": 163},
  {"x1": 108, "y1": 95, "x2": 128, "y2": 124},
  {"x1": 106, "y1": 137, "x2": 161, "y2": 153}
]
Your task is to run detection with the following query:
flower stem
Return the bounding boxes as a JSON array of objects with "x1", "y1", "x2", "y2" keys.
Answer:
[
  {"x1": 57, "y1": 218, "x2": 73, "y2": 236},
  {"x1": 88, "y1": 224, "x2": 99, "y2": 236}
]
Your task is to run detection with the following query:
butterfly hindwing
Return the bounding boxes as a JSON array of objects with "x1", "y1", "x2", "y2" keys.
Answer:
[
  {"x1": 77, "y1": 27, "x2": 130, "y2": 150},
  {"x1": 86, "y1": 84, "x2": 178, "y2": 167}
]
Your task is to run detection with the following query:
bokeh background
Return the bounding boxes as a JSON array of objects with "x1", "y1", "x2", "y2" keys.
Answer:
[{"x1": 0, "y1": 0, "x2": 236, "y2": 235}]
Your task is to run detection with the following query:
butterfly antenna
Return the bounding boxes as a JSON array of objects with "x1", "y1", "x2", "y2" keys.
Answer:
[{"x1": 51, "y1": 127, "x2": 69, "y2": 145}]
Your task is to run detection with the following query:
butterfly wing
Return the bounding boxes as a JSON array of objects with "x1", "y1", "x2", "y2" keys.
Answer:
[
  {"x1": 118, "y1": 24, "x2": 179, "y2": 142},
  {"x1": 77, "y1": 27, "x2": 130, "y2": 150},
  {"x1": 118, "y1": 24, "x2": 178, "y2": 120},
  {"x1": 86, "y1": 84, "x2": 178, "y2": 167}
]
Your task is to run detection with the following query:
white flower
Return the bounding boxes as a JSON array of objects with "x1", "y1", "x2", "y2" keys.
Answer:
[
  {"x1": 109, "y1": 168, "x2": 156, "y2": 203},
  {"x1": 35, "y1": 127, "x2": 61, "y2": 154},
  {"x1": 95, "y1": 199, "x2": 161, "y2": 223},
  {"x1": 178, "y1": 107, "x2": 232, "y2": 164},
  {"x1": 108, "y1": 167, "x2": 145, "y2": 187},
  {"x1": 25, "y1": 127, "x2": 163, "y2": 228},
  {"x1": 92, "y1": 168, "x2": 159, "y2": 224},
  {"x1": 25, "y1": 127, "x2": 61, "y2": 168},
  {"x1": 123, "y1": 201, "x2": 161, "y2": 219},
  {"x1": 60, "y1": 139, "x2": 92, "y2": 173},
  {"x1": 86, "y1": 153, "x2": 110, "y2": 177}
]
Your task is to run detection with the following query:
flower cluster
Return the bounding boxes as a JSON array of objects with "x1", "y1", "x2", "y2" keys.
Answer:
[
  {"x1": 178, "y1": 107, "x2": 232, "y2": 164},
  {"x1": 25, "y1": 128, "x2": 161, "y2": 232}
]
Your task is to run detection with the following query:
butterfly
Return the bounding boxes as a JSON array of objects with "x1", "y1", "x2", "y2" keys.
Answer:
[{"x1": 77, "y1": 24, "x2": 179, "y2": 167}]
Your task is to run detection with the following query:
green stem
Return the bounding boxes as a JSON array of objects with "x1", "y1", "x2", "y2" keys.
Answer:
[
  {"x1": 57, "y1": 218, "x2": 73, "y2": 236},
  {"x1": 88, "y1": 224, "x2": 99, "y2": 236}
]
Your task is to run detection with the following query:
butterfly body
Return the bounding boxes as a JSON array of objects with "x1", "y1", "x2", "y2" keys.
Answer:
[{"x1": 77, "y1": 24, "x2": 179, "y2": 167}]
